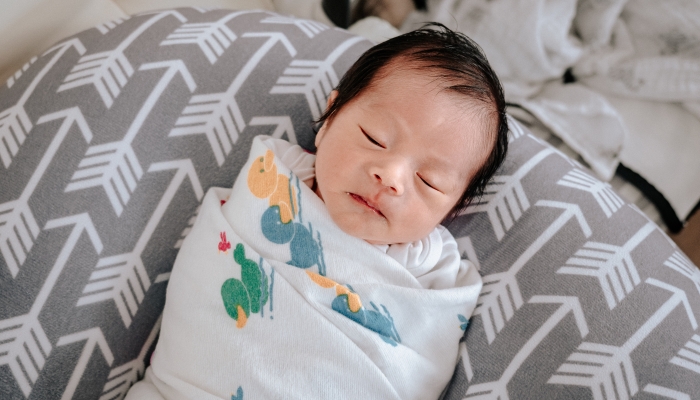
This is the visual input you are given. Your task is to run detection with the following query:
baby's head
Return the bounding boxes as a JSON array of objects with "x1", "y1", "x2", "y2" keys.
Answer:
[{"x1": 313, "y1": 24, "x2": 508, "y2": 245}]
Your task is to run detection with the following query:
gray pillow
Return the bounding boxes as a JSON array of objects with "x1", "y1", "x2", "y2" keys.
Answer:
[
  {"x1": 444, "y1": 123, "x2": 700, "y2": 398},
  {"x1": 0, "y1": 9, "x2": 369, "y2": 399},
  {"x1": 0, "y1": 8, "x2": 698, "y2": 400}
]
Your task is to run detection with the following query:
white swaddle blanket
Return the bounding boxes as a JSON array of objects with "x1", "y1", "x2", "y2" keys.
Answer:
[{"x1": 127, "y1": 136, "x2": 482, "y2": 400}]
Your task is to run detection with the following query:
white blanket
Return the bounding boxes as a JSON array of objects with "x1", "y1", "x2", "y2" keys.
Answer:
[{"x1": 127, "y1": 136, "x2": 482, "y2": 400}]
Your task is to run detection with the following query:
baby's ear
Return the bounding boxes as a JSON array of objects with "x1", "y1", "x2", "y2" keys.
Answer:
[
  {"x1": 326, "y1": 90, "x2": 338, "y2": 110},
  {"x1": 315, "y1": 123, "x2": 326, "y2": 148},
  {"x1": 316, "y1": 91, "x2": 338, "y2": 148}
]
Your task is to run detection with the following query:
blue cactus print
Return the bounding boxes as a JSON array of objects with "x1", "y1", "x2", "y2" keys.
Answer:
[
  {"x1": 248, "y1": 151, "x2": 327, "y2": 275},
  {"x1": 261, "y1": 206, "x2": 323, "y2": 272},
  {"x1": 307, "y1": 271, "x2": 401, "y2": 346},
  {"x1": 231, "y1": 386, "x2": 243, "y2": 400},
  {"x1": 458, "y1": 314, "x2": 470, "y2": 331},
  {"x1": 333, "y1": 297, "x2": 401, "y2": 346}
]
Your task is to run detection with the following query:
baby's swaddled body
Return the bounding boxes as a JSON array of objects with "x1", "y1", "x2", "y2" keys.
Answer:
[{"x1": 126, "y1": 136, "x2": 482, "y2": 400}]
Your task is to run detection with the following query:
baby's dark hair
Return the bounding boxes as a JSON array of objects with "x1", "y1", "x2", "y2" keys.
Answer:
[{"x1": 317, "y1": 23, "x2": 508, "y2": 221}]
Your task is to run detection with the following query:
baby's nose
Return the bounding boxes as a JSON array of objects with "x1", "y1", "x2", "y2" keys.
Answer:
[{"x1": 373, "y1": 167, "x2": 404, "y2": 196}]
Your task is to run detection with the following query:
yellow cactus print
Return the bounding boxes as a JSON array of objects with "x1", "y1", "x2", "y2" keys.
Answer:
[
  {"x1": 247, "y1": 149, "x2": 297, "y2": 224},
  {"x1": 306, "y1": 271, "x2": 362, "y2": 312}
]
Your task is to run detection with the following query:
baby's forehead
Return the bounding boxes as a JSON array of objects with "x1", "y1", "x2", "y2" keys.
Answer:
[
  {"x1": 363, "y1": 70, "x2": 495, "y2": 173},
  {"x1": 364, "y1": 67, "x2": 493, "y2": 127}
]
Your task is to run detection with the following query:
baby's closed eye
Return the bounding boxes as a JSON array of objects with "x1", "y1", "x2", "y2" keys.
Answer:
[
  {"x1": 417, "y1": 173, "x2": 441, "y2": 192},
  {"x1": 361, "y1": 127, "x2": 385, "y2": 148}
]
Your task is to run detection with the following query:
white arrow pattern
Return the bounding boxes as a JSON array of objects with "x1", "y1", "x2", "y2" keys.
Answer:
[
  {"x1": 475, "y1": 201, "x2": 591, "y2": 343},
  {"x1": 643, "y1": 384, "x2": 691, "y2": 400},
  {"x1": 160, "y1": 11, "x2": 254, "y2": 64},
  {"x1": 261, "y1": 15, "x2": 329, "y2": 38},
  {"x1": 548, "y1": 279, "x2": 698, "y2": 400},
  {"x1": 528, "y1": 133, "x2": 580, "y2": 168},
  {"x1": 506, "y1": 115, "x2": 525, "y2": 142},
  {"x1": 6, "y1": 56, "x2": 38, "y2": 88},
  {"x1": 669, "y1": 334, "x2": 700, "y2": 375},
  {"x1": 664, "y1": 251, "x2": 700, "y2": 295},
  {"x1": 0, "y1": 39, "x2": 86, "y2": 168},
  {"x1": 557, "y1": 222, "x2": 656, "y2": 310},
  {"x1": 57, "y1": 327, "x2": 115, "y2": 400},
  {"x1": 461, "y1": 148, "x2": 555, "y2": 241},
  {"x1": 57, "y1": 11, "x2": 187, "y2": 108},
  {"x1": 169, "y1": 32, "x2": 297, "y2": 165},
  {"x1": 99, "y1": 315, "x2": 162, "y2": 400},
  {"x1": 0, "y1": 213, "x2": 102, "y2": 397},
  {"x1": 558, "y1": 169, "x2": 624, "y2": 218},
  {"x1": 0, "y1": 314, "x2": 51, "y2": 398},
  {"x1": 249, "y1": 115, "x2": 298, "y2": 144},
  {"x1": 0, "y1": 107, "x2": 93, "y2": 277},
  {"x1": 628, "y1": 203, "x2": 674, "y2": 247},
  {"x1": 96, "y1": 17, "x2": 129, "y2": 35},
  {"x1": 459, "y1": 341, "x2": 474, "y2": 382},
  {"x1": 270, "y1": 36, "x2": 364, "y2": 120},
  {"x1": 455, "y1": 236, "x2": 480, "y2": 271},
  {"x1": 77, "y1": 159, "x2": 203, "y2": 327},
  {"x1": 191, "y1": 6, "x2": 213, "y2": 13},
  {"x1": 174, "y1": 208, "x2": 199, "y2": 249},
  {"x1": 465, "y1": 296, "x2": 589, "y2": 399},
  {"x1": 64, "y1": 60, "x2": 196, "y2": 216}
]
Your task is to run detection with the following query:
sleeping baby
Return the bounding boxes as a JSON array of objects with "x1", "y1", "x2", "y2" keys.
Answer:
[{"x1": 126, "y1": 23, "x2": 508, "y2": 400}]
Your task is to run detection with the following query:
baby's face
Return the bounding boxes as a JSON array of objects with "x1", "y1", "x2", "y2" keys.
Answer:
[{"x1": 314, "y1": 67, "x2": 492, "y2": 245}]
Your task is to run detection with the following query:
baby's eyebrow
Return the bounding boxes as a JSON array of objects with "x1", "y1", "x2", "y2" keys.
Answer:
[
  {"x1": 426, "y1": 159, "x2": 472, "y2": 191},
  {"x1": 423, "y1": 156, "x2": 453, "y2": 173}
]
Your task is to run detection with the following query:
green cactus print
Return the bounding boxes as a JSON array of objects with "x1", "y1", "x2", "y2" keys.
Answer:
[{"x1": 221, "y1": 243, "x2": 269, "y2": 328}]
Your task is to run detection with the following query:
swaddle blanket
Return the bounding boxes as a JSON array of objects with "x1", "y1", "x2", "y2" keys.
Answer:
[{"x1": 135, "y1": 136, "x2": 482, "y2": 400}]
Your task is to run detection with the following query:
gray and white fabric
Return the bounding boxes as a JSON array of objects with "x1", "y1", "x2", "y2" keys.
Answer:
[
  {"x1": 444, "y1": 120, "x2": 700, "y2": 399},
  {"x1": 1, "y1": 8, "x2": 698, "y2": 400}
]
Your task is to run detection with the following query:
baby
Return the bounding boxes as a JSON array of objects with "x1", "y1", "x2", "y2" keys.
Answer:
[
  {"x1": 270, "y1": 22, "x2": 508, "y2": 283},
  {"x1": 127, "y1": 24, "x2": 507, "y2": 400}
]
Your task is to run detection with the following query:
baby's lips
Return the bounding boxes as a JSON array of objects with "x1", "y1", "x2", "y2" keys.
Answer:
[
  {"x1": 363, "y1": 191, "x2": 387, "y2": 214},
  {"x1": 364, "y1": 197, "x2": 384, "y2": 215},
  {"x1": 351, "y1": 192, "x2": 385, "y2": 217}
]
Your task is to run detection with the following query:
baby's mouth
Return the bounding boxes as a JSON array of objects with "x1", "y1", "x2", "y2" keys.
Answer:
[{"x1": 349, "y1": 193, "x2": 385, "y2": 217}]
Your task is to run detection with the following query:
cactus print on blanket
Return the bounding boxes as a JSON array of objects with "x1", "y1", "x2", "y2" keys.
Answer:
[
  {"x1": 307, "y1": 271, "x2": 401, "y2": 346},
  {"x1": 247, "y1": 149, "x2": 327, "y2": 275}
]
